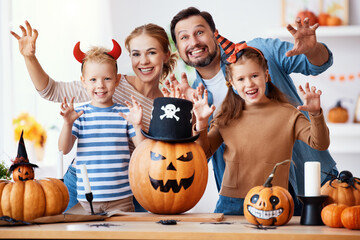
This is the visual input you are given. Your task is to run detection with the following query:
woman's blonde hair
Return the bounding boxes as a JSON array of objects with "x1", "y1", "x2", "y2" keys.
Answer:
[
  {"x1": 213, "y1": 48, "x2": 290, "y2": 127},
  {"x1": 125, "y1": 23, "x2": 177, "y2": 83},
  {"x1": 82, "y1": 46, "x2": 118, "y2": 75}
]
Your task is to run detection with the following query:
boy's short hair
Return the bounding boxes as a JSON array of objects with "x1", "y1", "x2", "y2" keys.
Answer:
[{"x1": 82, "y1": 47, "x2": 118, "y2": 74}]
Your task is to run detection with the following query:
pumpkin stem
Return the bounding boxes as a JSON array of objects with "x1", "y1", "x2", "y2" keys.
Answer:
[{"x1": 263, "y1": 160, "x2": 292, "y2": 187}]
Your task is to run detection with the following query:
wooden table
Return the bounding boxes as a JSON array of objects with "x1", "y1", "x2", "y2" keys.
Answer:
[{"x1": 0, "y1": 216, "x2": 359, "y2": 240}]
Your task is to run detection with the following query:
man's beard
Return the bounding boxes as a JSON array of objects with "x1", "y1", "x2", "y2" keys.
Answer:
[{"x1": 183, "y1": 47, "x2": 218, "y2": 68}]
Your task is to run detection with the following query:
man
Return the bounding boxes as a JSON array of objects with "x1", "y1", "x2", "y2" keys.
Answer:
[{"x1": 167, "y1": 7, "x2": 337, "y2": 215}]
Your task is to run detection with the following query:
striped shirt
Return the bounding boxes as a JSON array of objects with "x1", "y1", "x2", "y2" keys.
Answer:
[{"x1": 72, "y1": 103, "x2": 135, "y2": 202}]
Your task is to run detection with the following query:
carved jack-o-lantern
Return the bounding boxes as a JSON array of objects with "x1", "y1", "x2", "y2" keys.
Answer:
[
  {"x1": 129, "y1": 138, "x2": 208, "y2": 214},
  {"x1": 244, "y1": 160, "x2": 294, "y2": 226},
  {"x1": 12, "y1": 165, "x2": 35, "y2": 182}
]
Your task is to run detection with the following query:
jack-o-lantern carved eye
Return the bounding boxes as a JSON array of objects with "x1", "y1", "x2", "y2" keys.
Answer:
[
  {"x1": 270, "y1": 196, "x2": 280, "y2": 208},
  {"x1": 177, "y1": 152, "x2": 193, "y2": 162},
  {"x1": 150, "y1": 151, "x2": 166, "y2": 161},
  {"x1": 251, "y1": 194, "x2": 259, "y2": 204}
]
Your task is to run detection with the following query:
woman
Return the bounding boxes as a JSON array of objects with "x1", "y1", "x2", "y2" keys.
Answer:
[{"x1": 11, "y1": 21, "x2": 177, "y2": 212}]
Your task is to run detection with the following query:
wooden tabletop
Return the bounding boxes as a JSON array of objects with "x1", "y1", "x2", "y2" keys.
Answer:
[{"x1": 0, "y1": 216, "x2": 359, "y2": 240}]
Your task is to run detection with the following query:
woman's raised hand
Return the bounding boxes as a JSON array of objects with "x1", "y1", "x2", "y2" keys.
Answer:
[{"x1": 10, "y1": 20, "x2": 38, "y2": 57}]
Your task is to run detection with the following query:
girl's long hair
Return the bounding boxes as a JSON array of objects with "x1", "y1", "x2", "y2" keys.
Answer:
[{"x1": 213, "y1": 48, "x2": 290, "y2": 127}]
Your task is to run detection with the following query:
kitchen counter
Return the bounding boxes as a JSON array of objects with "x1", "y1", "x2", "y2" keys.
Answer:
[{"x1": 0, "y1": 216, "x2": 359, "y2": 240}]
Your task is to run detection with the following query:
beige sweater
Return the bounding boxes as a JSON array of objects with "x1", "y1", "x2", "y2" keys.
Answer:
[{"x1": 194, "y1": 100, "x2": 330, "y2": 198}]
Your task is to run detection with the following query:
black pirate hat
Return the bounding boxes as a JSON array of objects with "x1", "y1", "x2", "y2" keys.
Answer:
[
  {"x1": 9, "y1": 130, "x2": 38, "y2": 172},
  {"x1": 141, "y1": 97, "x2": 199, "y2": 142}
]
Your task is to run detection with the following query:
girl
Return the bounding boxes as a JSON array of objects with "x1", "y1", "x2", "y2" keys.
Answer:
[
  {"x1": 11, "y1": 21, "x2": 177, "y2": 211},
  {"x1": 192, "y1": 39, "x2": 330, "y2": 215}
]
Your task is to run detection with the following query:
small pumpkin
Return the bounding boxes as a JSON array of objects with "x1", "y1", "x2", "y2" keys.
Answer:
[
  {"x1": 318, "y1": 13, "x2": 330, "y2": 26},
  {"x1": 243, "y1": 160, "x2": 294, "y2": 226},
  {"x1": 328, "y1": 100, "x2": 349, "y2": 123},
  {"x1": 321, "y1": 203, "x2": 348, "y2": 228},
  {"x1": 327, "y1": 16, "x2": 342, "y2": 26},
  {"x1": 0, "y1": 178, "x2": 69, "y2": 221},
  {"x1": 129, "y1": 138, "x2": 208, "y2": 214},
  {"x1": 341, "y1": 205, "x2": 360, "y2": 230},
  {"x1": 12, "y1": 165, "x2": 35, "y2": 182},
  {"x1": 296, "y1": 10, "x2": 318, "y2": 26},
  {"x1": 320, "y1": 170, "x2": 360, "y2": 206}
]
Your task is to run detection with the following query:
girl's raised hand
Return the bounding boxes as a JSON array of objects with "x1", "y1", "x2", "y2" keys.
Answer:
[
  {"x1": 297, "y1": 82, "x2": 321, "y2": 116},
  {"x1": 10, "y1": 20, "x2": 38, "y2": 57},
  {"x1": 192, "y1": 88, "x2": 216, "y2": 130},
  {"x1": 119, "y1": 95, "x2": 143, "y2": 128},
  {"x1": 60, "y1": 97, "x2": 83, "y2": 125}
]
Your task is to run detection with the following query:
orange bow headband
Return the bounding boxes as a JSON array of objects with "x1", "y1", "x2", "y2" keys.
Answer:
[{"x1": 214, "y1": 30, "x2": 264, "y2": 64}]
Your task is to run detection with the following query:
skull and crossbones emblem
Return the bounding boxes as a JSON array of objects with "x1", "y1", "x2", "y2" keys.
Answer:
[{"x1": 160, "y1": 104, "x2": 180, "y2": 121}]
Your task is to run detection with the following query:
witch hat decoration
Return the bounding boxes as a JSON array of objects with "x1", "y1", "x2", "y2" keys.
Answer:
[
  {"x1": 9, "y1": 130, "x2": 38, "y2": 172},
  {"x1": 214, "y1": 30, "x2": 263, "y2": 64},
  {"x1": 141, "y1": 97, "x2": 199, "y2": 142}
]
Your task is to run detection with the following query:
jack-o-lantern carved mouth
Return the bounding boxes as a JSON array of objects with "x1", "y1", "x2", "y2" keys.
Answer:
[
  {"x1": 247, "y1": 205, "x2": 283, "y2": 219},
  {"x1": 149, "y1": 173, "x2": 195, "y2": 193},
  {"x1": 18, "y1": 176, "x2": 30, "y2": 181}
]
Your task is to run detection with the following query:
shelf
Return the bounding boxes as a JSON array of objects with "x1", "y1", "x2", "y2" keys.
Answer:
[
  {"x1": 327, "y1": 123, "x2": 360, "y2": 154},
  {"x1": 266, "y1": 25, "x2": 360, "y2": 38}
]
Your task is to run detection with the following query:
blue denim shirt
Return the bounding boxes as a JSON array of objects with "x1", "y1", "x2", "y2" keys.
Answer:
[{"x1": 192, "y1": 37, "x2": 337, "y2": 196}]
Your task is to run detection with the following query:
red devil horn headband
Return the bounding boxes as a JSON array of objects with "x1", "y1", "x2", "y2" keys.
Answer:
[{"x1": 73, "y1": 39, "x2": 122, "y2": 63}]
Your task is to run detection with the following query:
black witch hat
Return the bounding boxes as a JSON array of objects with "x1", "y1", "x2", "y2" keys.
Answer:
[{"x1": 9, "y1": 130, "x2": 38, "y2": 172}]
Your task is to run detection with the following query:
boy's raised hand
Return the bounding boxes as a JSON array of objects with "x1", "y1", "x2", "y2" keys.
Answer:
[
  {"x1": 192, "y1": 88, "x2": 216, "y2": 131},
  {"x1": 10, "y1": 20, "x2": 38, "y2": 57},
  {"x1": 60, "y1": 97, "x2": 83, "y2": 124},
  {"x1": 297, "y1": 82, "x2": 321, "y2": 116},
  {"x1": 119, "y1": 95, "x2": 143, "y2": 129}
]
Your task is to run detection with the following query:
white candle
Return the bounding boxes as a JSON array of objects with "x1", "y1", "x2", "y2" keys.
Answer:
[
  {"x1": 57, "y1": 151, "x2": 63, "y2": 178},
  {"x1": 79, "y1": 164, "x2": 91, "y2": 193},
  {"x1": 304, "y1": 161, "x2": 321, "y2": 196}
]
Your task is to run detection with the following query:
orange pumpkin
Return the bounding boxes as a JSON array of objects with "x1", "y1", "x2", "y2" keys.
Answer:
[
  {"x1": 327, "y1": 16, "x2": 342, "y2": 26},
  {"x1": 12, "y1": 165, "x2": 35, "y2": 182},
  {"x1": 129, "y1": 138, "x2": 208, "y2": 214},
  {"x1": 0, "y1": 178, "x2": 69, "y2": 221},
  {"x1": 341, "y1": 205, "x2": 360, "y2": 230},
  {"x1": 243, "y1": 160, "x2": 294, "y2": 226},
  {"x1": 320, "y1": 171, "x2": 360, "y2": 206},
  {"x1": 296, "y1": 10, "x2": 318, "y2": 26},
  {"x1": 328, "y1": 101, "x2": 349, "y2": 123},
  {"x1": 321, "y1": 203, "x2": 348, "y2": 228},
  {"x1": 318, "y1": 13, "x2": 330, "y2": 26}
]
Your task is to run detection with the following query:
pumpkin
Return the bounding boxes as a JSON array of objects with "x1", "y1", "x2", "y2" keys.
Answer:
[
  {"x1": 243, "y1": 160, "x2": 294, "y2": 226},
  {"x1": 12, "y1": 165, "x2": 35, "y2": 182},
  {"x1": 327, "y1": 16, "x2": 342, "y2": 26},
  {"x1": 328, "y1": 101, "x2": 349, "y2": 123},
  {"x1": 341, "y1": 205, "x2": 360, "y2": 230},
  {"x1": 0, "y1": 178, "x2": 69, "y2": 221},
  {"x1": 129, "y1": 138, "x2": 208, "y2": 214},
  {"x1": 318, "y1": 13, "x2": 330, "y2": 26},
  {"x1": 321, "y1": 203, "x2": 348, "y2": 228},
  {"x1": 320, "y1": 171, "x2": 360, "y2": 206},
  {"x1": 296, "y1": 10, "x2": 318, "y2": 26}
]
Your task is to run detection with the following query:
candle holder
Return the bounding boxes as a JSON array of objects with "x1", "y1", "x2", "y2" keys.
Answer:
[
  {"x1": 85, "y1": 192, "x2": 95, "y2": 215},
  {"x1": 298, "y1": 195, "x2": 328, "y2": 225}
]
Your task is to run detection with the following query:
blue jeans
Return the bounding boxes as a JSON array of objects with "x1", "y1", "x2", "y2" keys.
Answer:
[
  {"x1": 63, "y1": 164, "x2": 147, "y2": 212},
  {"x1": 63, "y1": 164, "x2": 78, "y2": 212}
]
